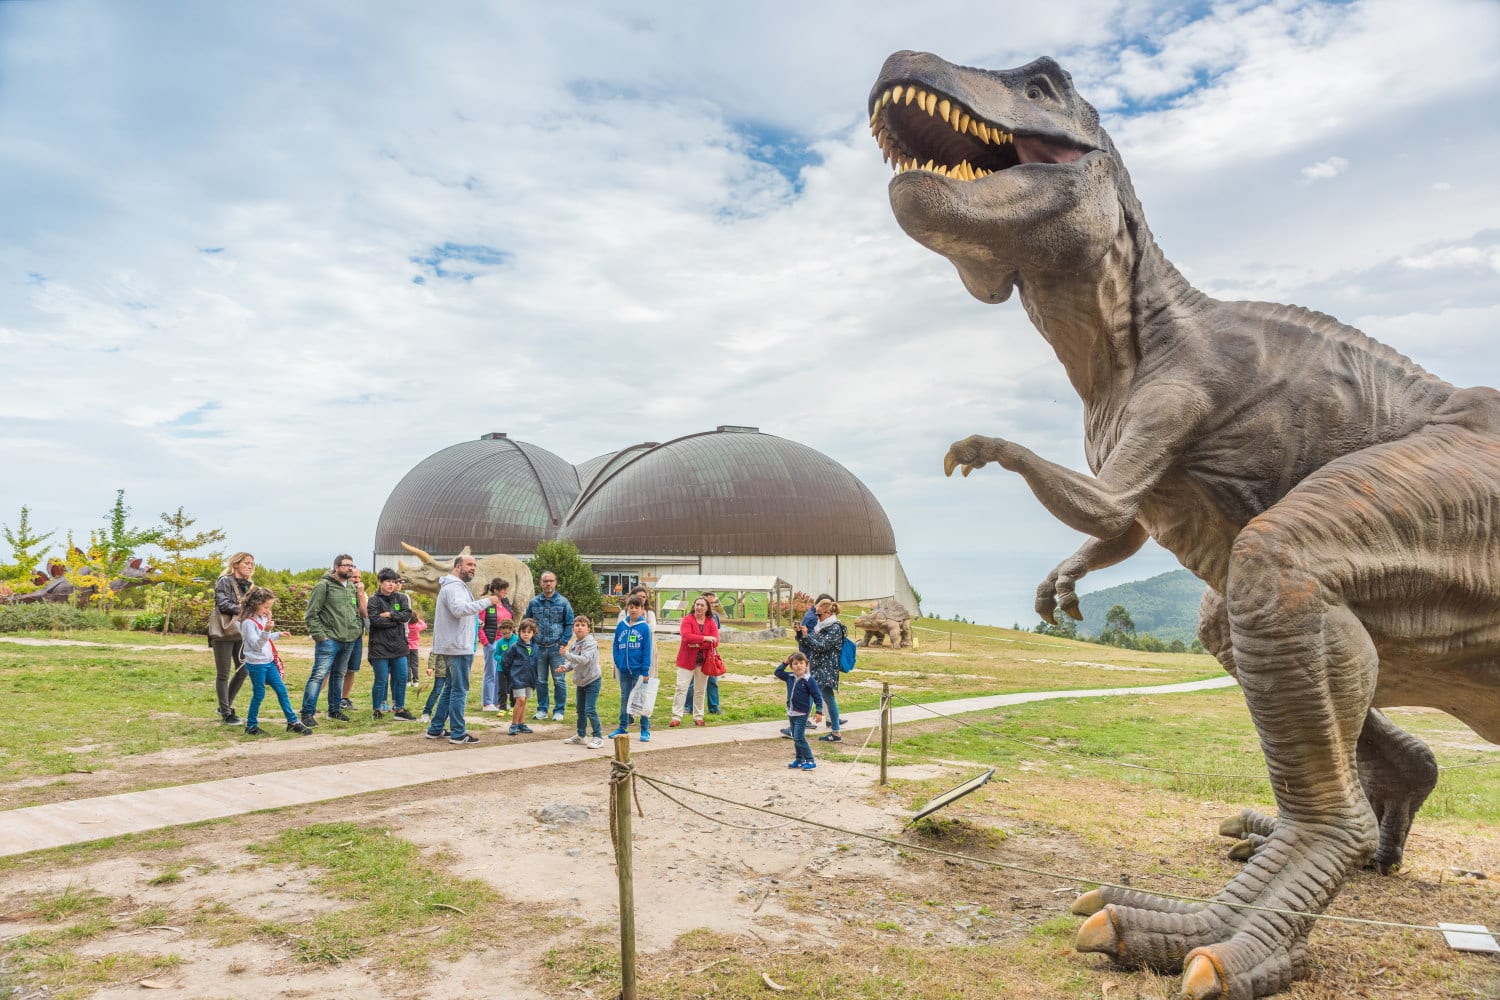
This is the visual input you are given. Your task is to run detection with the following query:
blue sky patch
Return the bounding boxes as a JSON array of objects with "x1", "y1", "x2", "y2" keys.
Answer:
[
  {"x1": 162, "y1": 401, "x2": 225, "y2": 438},
  {"x1": 199, "y1": 247, "x2": 225, "y2": 255},
  {"x1": 410, "y1": 242, "x2": 512, "y2": 282},
  {"x1": 733, "y1": 121, "x2": 820, "y2": 191}
]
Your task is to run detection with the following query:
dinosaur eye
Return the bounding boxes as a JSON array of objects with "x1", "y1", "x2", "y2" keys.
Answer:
[{"x1": 1026, "y1": 84, "x2": 1045, "y2": 101}]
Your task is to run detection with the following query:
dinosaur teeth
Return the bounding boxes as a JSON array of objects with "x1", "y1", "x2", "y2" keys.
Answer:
[
  {"x1": 959, "y1": 112, "x2": 970, "y2": 133},
  {"x1": 937, "y1": 98, "x2": 951, "y2": 121},
  {"x1": 892, "y1": 85, "x2": 904, "y2": 104}
]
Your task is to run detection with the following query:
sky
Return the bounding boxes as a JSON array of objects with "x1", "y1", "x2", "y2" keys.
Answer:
[{"x1": 3, "y1": 0, "x2": 1499, "y2": 626}]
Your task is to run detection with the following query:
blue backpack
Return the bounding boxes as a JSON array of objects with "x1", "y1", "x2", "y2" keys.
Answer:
[{"x1": 839, "y1": 636, "x2": 857, "y2": 673}]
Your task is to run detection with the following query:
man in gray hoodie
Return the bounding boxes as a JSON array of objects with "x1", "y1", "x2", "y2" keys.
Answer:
[{"x1": 425, "y1": 552, "x2": 499, "y2": 746}]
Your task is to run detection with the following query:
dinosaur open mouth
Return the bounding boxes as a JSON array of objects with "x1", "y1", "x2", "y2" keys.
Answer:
[{"x1": 870, "y1": 83, "x2": 1090, "y2": 181}]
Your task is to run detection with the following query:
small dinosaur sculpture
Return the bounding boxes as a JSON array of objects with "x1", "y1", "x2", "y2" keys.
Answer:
[{"x1": 868, "y1": 51, "x2": 1500, "y2": 999}]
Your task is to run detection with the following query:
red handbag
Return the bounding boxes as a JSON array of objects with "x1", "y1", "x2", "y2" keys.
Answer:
[{"x1": 701, "y1": 649, "x2": 726, "y2": 677}]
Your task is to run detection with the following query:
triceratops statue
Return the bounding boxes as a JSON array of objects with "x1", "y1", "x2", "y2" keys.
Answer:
[{"x1": 395, "y1": 542, "x2": 535, "y2": 611}]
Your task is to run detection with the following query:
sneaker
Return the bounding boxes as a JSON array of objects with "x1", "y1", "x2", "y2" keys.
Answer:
[
  {"x1": 244, "y1": 726, "x2": 262, "y2": 736},
  {"x1": 788, "y1": 760, "x2": 802, "y2": 768},
  {"x1": 669, "y1": 717, "x2": 682, "y2": 728},
  {"x1": 799, "y1": 760, "x2": 817, "y2": 770},
  {"x1": 508, "y1": 724, "x2": 520, "y2": 735},
  {"x1": 517, "y1": 724, "x2": 534, "y2": 734},
  {"x1": 449, "y1": 733, "x2": 480, "y2": 745},
  {"x1": 482, "y1": 704, "x2": 497, "y2": 711},
  {"x1": 639, "y1": 731, "x2": 651, "y2": 743},
  {"x1": 329, "y1": 710, "x2": 351, "y2": 722},
  {"x1": 300, "y1": 713, "x2": 319, "y2": 728},
  {"x1": 392, "y1": 708, "x2": 416, "y2": 721},
  {"x1": 420, "y1": 713, "x2": 431, "y2": 723},
  {"x1": 534, "y1": 710, "x2": 548, "y2": 720},
  {"x1": 340, "y1": 698, "x2": 353, "y2": 710},
  {"x1": 588, "y1": 736, "x2": 604, "y2": 749},
  {"x1": 608, "y1": 727, "x2": 628, "y2": 739},
  {"x1": 379, "y1": 702, "x2": 392, "y2": 712},
  {"x1": 552, "y1": 711, "x2": 565, "y2": 722},
  {"x1": 818, "y1": 733, "x2": 843, "y2": 743},
  {"x1": 373, "y1": 711, "x2": 386, "y2": 721},
  {"x1": 220, "y1": 712, "x2": 240, "y2": 724},
  {"x1": 563, "y1": 735, "x2": 584, "y2": 745},
  {"x1": 424, "y1": 730, "x2": 447, "y2": 740},
  {"x1": 780, "y1": 727, "x2": 793, "y2": 739},
  {"x1": 287, "y1": 721, "x2": 312, "y2": 735},
  {"x1": 708, "y1": 708, "x2": 722, "y2": 715}
]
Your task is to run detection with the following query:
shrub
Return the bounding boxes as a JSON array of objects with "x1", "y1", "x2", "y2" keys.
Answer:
[
  {"x1": 0, "y1": 603, "x2": 114, "y2": 633},
  {"x1": 131, "y1": 612, "x2": 167, "y2": 631},
  {"x1": 790, "y1": 590, "x2": 814, "y2": 616},
  {"x1": 166, "y1": 596, "x2": 214, "y2": 635}
]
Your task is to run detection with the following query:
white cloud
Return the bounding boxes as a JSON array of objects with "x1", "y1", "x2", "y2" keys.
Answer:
[
  {"x1": 1299, "y1": 155, "x2": 1349, "y2": 182},
  {"x1": 2, "y1": 0, "x2": 1499, "y2": 626}
]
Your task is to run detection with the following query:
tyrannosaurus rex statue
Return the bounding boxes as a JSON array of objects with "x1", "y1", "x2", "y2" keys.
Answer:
[{"x1": 867, "y1": 51, "x2": 1500, "y2": 1000}]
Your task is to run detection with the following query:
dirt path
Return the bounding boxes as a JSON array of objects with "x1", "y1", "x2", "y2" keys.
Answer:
[{"x1": 0, "y1": 677, "x2": 1237, "y2": 857}]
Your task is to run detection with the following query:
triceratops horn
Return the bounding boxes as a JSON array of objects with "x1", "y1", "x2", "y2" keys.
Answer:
[
  {"x1": 400, "y1": 541, "x2": 437, "y2": 565},
  {"x1": 458, "y1": 545, "x2": 473, "y2": 558}
]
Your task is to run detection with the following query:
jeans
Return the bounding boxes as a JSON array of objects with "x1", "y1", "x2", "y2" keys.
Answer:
[
  {"x1": 682, "y1": 674, "x2": 721, "y2": 716},
  {"x1": 575, "y1": 678, "x2": 602, "y2": 737},
  {"x1": 428, "y1": 653, "x2": 472, "y2": 739},
  {"x1": 370, "y1": 656, "x2": 408, "y2": 712},
  {"x1": 535, "y1": 645, "x2": 567, "y2": 714},
  {"x1": 302, "y1": 638, "x2": 356, "y2": 716},
  {"x1": 823, "y1": 685, "x2": 842, "y2": 733},
  {"x1": 615, "y1": 672, "x2": 650, "y2": 733},
  {"x1": 212, "y1": 639, "x2": 247, "y2": 717},
  {"x1": 480, "y1": 643, "x2": 500, "y2": 706},
  {"x1": 423, "y1": 676, "x2": 446, "y2": 715},
  {"x1": 788, "y1": 714, "x2": 812, "y2": 762},
  {"x1": 246, "y1": 661, "x2": 297, "y2": 730}
]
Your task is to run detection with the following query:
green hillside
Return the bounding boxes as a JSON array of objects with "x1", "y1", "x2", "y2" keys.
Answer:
[{"x1": 1076, "y1": 569, "x2": 1207, "y2": 644}]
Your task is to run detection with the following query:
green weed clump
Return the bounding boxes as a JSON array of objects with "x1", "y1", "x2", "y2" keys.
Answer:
[{"x1": 0, "y1": 604, "x2": 114, "y2": 633}]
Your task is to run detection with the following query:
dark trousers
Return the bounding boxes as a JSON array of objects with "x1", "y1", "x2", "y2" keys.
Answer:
[
  {"x1": 212, "y1": 639, "x2": 247, "y2": 717},
  {"x1": 788, "y1": 714, "x2": 813, "y2": 762}
]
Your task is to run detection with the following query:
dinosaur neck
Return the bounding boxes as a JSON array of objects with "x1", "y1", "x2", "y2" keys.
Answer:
[{"x1": 1016, "y1": 214, "x2": 1201, "y2": 405}]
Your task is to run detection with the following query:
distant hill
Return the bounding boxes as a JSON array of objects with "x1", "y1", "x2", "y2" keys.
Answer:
[{"x1": 1075, "y1": 569, "x2": 1207, "y2": 644}]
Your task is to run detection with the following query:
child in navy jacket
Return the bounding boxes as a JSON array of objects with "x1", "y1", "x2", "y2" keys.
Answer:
[
  {"x1": 503, "y1": 619, "x2": 541, "y2": 736},
  {"x1": 774, "y1": 652, "x2": 824, "y2": 769}
]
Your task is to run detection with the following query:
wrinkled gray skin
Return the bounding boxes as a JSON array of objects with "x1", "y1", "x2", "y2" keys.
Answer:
[
  {"x1": 854, "y1": 608, "x2": 910, "y2": 647},
  {"x1": 395, "y1": 542, "x2": 534, "y2": 610},
  {"x1": 870, "y1": 51, "x2": 1500, "y2": 1000}
]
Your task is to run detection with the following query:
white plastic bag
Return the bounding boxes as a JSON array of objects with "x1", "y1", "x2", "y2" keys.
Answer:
[{"x1": 625, "y1": 677, "x2": 660, "y2": 717}]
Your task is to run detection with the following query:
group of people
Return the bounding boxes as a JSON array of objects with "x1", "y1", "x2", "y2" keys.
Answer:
[{"x1": 206, "y1": 553, "x2": 852, "y2": 768}]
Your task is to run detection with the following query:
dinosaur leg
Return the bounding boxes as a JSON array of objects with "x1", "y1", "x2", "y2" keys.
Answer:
[
  {"x1": 1355, "y1": 709, "x2": 1437, "y2": 874},
  {"x1": 1078, "y1": 518, "x2": 1380, "y2": 999}
]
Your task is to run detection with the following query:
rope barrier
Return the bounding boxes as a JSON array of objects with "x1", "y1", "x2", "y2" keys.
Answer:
[{"x1": 630, "y1": 769, "x2": 1454, "y2": 937}]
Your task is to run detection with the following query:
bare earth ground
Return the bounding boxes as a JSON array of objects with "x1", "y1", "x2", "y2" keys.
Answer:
[{"x1": 1, "y1": 735, "x2": 1496, "y2": 1000}]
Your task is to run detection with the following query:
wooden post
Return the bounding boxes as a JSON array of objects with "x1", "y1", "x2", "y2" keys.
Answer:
[
  {"x1": 948, "y1": 630, "x2": 953, "y2": 651},
  {"x1": 880, "y1": 682, "x2": 891, "y2": 787},
  {"x1": 612, "y1": 734, "x2": 637, "y2": 1000}
]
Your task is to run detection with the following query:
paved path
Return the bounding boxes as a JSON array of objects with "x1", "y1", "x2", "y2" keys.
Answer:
[{"x1": 0, "y1": 676, "x2": 1237, "y2": 858}]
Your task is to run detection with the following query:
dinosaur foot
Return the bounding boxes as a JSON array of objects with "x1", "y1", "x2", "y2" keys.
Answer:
[
  {"x1": 1073, "y1": 894, "x2": 1311, "y2": 1000},
  {"x1": 1218, "y1": 808, "x2": 1275, "y2": 862}
]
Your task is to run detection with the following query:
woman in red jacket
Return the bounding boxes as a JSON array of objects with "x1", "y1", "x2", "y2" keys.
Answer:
[{"x1": 671, "y1": 596, "x2": 720, "y2": 726}]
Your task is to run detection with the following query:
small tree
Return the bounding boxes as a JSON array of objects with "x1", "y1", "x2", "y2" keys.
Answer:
[
  {"x1": 526, "y1": 540, "x2": 603, "y2": 621},
  {"x1": 101, "y1": 490, "x2": 164, "y2": 568},
  {"x1": 155, "y1": 507, "x2": 227, "y2": 634},
  {"x1": 0, "y1": 505, "x2": 55, "y2": 591},
  {"x1": 1103, "y1": 604, "x2": 1136, "y2": 635},
  {"x1": 1034, "y1": 616, "x2": 1078, "y2": 639},
  {"x1": 61, "y1": 531, "x2": 113, "y2": 609}
]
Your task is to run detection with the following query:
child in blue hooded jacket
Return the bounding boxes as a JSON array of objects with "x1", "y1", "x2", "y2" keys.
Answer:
[
  {"x1": 609, "y1": 596, "x2": 655, "y2": 741},
  {"x1": 774, "y1": 652, "x2": 824, "y2": 769},
  {"x1": 503, "y1": 619, "x2": 541, "y2": 736}
]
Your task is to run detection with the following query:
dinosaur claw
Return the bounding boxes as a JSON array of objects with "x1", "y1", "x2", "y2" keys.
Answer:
[
  {"x1": 1217, "y1": 816, "x2": 1247, "y2": 837},
  {"x1": 1181, "y1": 953, "x2": 1225, "y2": 999},
  {"x1": 1075, "y1": 908, "x2": 1119, "y2": 956},
  {"x1": 1227, "y1": 838, "x2": 1255, "y2": 862},
  {"x1": 1070, "y1": 889, "x2": 1104, "y2": 915},
  {"x1": 943, "y1": 454, "x2": 957, "y2": 477},
  {"x1": 961, "y1": 465, "x2": 974, "y2": 477}
]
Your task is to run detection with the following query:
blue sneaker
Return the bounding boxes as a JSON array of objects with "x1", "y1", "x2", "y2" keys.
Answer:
[
  {"x1": 799, "y1": 760, "x2": 817, "y2": 770},
  {"x1": 608, "y1": 727, "x2": 628, "y2": 739},
  {"x1": 787, "y1": 760, "x2": 802, "y2": 769},
  {"x1": 639, "y1": 731, "x2": 651, "y2": 743}
]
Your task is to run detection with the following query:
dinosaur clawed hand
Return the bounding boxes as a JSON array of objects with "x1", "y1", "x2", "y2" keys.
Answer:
[
  {"x1": 1036, "y1": 564, "x2": 1086, "y2": 624},
  {"x1": 943, "y1": 434, "x2": 1020, "y2": 477}
]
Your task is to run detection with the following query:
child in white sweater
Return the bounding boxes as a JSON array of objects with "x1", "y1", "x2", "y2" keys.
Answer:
[{"x1": 238, "y1": 587, "x2": 312, "y2": 737}]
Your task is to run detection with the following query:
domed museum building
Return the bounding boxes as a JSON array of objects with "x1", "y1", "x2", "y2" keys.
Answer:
[{"x1": 372, "y1": 426, "x2": 919, "y2": 611}]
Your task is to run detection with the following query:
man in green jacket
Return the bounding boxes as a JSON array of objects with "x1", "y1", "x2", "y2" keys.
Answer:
[{"x1": 300, "y1": 554, "x2": 363, "y2": 725}]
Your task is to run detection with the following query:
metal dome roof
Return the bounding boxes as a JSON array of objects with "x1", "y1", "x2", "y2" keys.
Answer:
[
  {"x1": 557, "y1": 427, "x2": 896, "y2": 556},
  {"x1": 373, "y1": 433, "x2": 581, "y2": 555}
]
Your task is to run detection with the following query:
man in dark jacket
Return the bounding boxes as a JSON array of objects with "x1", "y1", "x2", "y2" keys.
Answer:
[
  {"x1": 366, "y1": 568, "x2": 415, "y2": 720},
  {"x1": 525, "y1": 571, "x2": 574, "y2": 722},
  {"x1": 301, "y1": 554, "x2": 362, "y2": 725}
]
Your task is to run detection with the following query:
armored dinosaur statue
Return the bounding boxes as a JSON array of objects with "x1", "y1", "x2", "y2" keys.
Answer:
[
  {"x1": 868, "y1": 51, "x2": 1500, "y2": 1000},
  {"x1": 395, "y1": 542, "x2": 535, "y2": 611}
]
